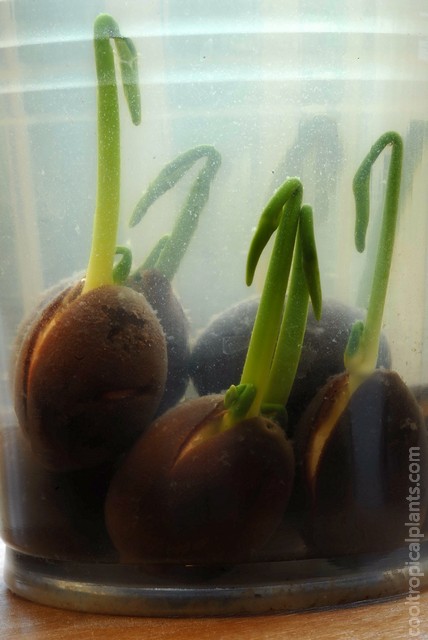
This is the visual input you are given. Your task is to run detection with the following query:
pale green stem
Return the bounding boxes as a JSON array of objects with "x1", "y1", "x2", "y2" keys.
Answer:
[
  {"x1": 83, "y1": 14, "x2": 141, "y2": 294},
  {"x1": 239, "y1": 182, "x2": 302, "y2": 418},
  {"x1": 344, "y1": 131, "x2": 403, "y2": 380},
  {"x1": 264, "y1": 205, "x2": 321, "y2": 406}
]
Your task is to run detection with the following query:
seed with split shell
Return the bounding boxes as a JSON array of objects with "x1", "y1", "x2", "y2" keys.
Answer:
[
  {"x1": 105, "y1": 394, "x2": 295, "y2": 565},
  {"x1": 14, "y1": 283, "x2": 167, "y2": 471},
  {"x1": 294, "y1": 369, "x2": 428, "y2": 556}
]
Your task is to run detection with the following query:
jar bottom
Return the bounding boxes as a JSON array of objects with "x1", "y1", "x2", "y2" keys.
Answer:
[{"x1": 3, "y1": 544, "x2": 427, "y2": 616}]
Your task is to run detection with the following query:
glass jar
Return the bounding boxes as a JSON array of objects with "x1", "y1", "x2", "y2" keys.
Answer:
[{"x1": 0, "y1": 0, "x2": 427, "y2": 615}]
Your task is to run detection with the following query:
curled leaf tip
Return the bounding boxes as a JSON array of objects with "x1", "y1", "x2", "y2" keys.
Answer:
[
  {"x1": 352, "y1": 131, "x2": 403, "y2": 255},
  {"x1": 348, "y1": 130, "x2": 403, "y2": 381},
  {"x1": 246, "y1": 178, "x2": 303, "y2": 287},
  {"x1": 94, "y1": 13, "x2": 141, "y2": 127},
  {"x1": 130, "y1": 145, "x2": 221, "y2": 281}
]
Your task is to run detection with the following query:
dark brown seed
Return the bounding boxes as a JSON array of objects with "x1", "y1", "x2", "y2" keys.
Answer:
[
  {"x1": 294, "y1": 369, "x2": 428, "y2": 556},
  {"x1": 14, "y1": 284, "x2": 167, "y2": 471},
  {"x1": 127, "y1": 268, "x2": 190, "y2": 414},
  {"x1": 105, "y1": 395, "x2": 295, "y2": 565}
]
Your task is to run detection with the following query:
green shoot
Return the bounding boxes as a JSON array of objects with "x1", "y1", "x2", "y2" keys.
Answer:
[
  {"x1": 129, "y1": 145, "x2": 221, "y2": 282},
  {"x1": 224, "y1": 178, "x2": 321, "y2": 425},
  {"x1": 263, "y1": 205, "x2": 322, "y2": 407},
  {"x1": 83, "y1": 14, "x2": 141, "y2": 294},
  {"x1": 140, "y1": 236, "x2": 170, "y2": 271},
  {"x1": 223, "y1": 384, "x2": 257, "y2": 427},
  {"x1": 112, "y1": 246, "x2": 133, "y2": 284},
  {"x1": 239, "y1": 179, "x2": 302, "y2": 418},
  {"x1": 344, "y1": 131, "x2": 403, "y2": 387}
]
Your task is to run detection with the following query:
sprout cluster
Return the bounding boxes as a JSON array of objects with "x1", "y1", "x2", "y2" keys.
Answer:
[{"x1": 9, "y1": 13, "x2": 428, "y2": 569}]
